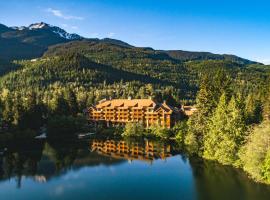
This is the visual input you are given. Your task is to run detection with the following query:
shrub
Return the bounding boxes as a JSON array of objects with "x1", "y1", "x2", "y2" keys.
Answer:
[
  {"x1": 149, "y1": 123, "x2": 172, "y2": 139},
  {"x1": 122, "y1": 122, "x2": 144, "y2": 137},
  {"x1": 184, "y1": 131, "x2": 200, "y2": 155},
  {"x1": 173, "y1": 120, "x2": 188, "y2": 143},
  {"x1": 240, "y1": 122, "x2": 270, "y2": 183}
]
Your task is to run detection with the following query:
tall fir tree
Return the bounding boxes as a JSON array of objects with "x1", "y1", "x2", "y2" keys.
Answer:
[
  {"x1": 64, "y1": 89, "x2": 79, "y2": 116},
  {"x1": 203, "y1": 94, "x2": 246, "y2": 165},
  {"x1": 185, "y1": 75, "x2": 215, "y2": 154},
  {"x1": 203, "y1": 93, "x2": 228, "y2": 162}
]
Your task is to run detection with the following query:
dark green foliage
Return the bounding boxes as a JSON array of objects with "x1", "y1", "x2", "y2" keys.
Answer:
[
  {"x1": 47, "y1": 116, "x2": 78, "y2": 138},
  {"x1": 148, "y1": 124, "x2": 172, "y2": 139},
  {"x1": 245, "y1": 94, "x2": 263, "y2": 124},
  {"x1": 173, "y1": 120, "x2": 188, "y2": 143},
  {"x1": 50, "y1": 93, "x2": 70, "y2": 116},
  {"x1": 64, "y1": 89, "x2": 79, "y2": 116},
  {"x1": 164, "y1": 50, "x2": 259, "y2": 64}
]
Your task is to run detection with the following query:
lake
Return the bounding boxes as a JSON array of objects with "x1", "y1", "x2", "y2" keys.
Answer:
[{"x1": 0, "y1": 137, "x2": 270, "y2": 200}]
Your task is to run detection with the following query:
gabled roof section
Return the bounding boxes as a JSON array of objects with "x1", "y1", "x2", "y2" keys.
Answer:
[
  {"x1": 155, "y1": 102, "x2": 174, "y2": 113},
  {"x1": 95, "y1": 99, "x2": 156, "y2": 109}
]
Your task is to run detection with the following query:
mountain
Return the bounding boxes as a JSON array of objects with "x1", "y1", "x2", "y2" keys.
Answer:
[
  {"x1": 0, "y1": 22, "x2": 260, "y2": 65},
  {"x1": 0, "y1": 24, "x2": 12, "y2": 34},
  {"x1": 0, "y1": 22, "x2": 83, "y2": 60}
]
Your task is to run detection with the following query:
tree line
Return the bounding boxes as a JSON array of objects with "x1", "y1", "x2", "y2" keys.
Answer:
[{"x1": 174, "y1": 69, "x2": 270, "y2": 184}]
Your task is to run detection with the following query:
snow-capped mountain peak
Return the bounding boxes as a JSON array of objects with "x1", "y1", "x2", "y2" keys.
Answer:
[
  {"x1": 28, "y1": 22, "x2": 50, "y2": 30},
  {"x1": 27, "y1": 22, "x2": 82, "y2": 40},
  {"x1": 7, "y1": 22, "x2": 83, "y2": 40}
]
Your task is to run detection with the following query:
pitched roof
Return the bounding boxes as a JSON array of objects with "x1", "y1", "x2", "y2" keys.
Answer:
[{"x1": 96, "y1": 99, "x2": 156, "y2": 109}]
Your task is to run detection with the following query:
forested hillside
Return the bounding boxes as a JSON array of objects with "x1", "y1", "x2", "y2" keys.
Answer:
[
  {"x1": 164, "y1": 50, "x2": 258, "y2": 64},
  {"x1": 0, "y1": 39, "x2": 268, "y2": 129},
  {"x1": 0, "y1": 22, "x2": 269, "y2": 140}
]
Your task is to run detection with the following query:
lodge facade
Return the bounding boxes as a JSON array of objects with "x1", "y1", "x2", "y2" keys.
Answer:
[{"x1": 88, "y1": 98, "x2": 180, "y2": 128}]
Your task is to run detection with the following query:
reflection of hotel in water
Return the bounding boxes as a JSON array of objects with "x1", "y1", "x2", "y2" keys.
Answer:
[{"x1": 90, "y1": 139, "x2": 172, "y2": 163}]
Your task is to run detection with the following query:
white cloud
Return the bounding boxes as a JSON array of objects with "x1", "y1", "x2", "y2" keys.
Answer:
[
  {"x1": 107, "y1": 32, "x2": 115, "y2": 38},
  {"x1": 46, "y1": 8, "x2": 84, "y2": 20}
]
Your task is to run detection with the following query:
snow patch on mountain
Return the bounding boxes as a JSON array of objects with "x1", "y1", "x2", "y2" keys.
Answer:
[
  {"x1": 11, "y1": 26, "x2": 27, "y2": 30},
  {"x1": 51, "y1": 27, "x2": 82, "y2": 40},
  {"x1": 29, "y1": 22, "x2": 48, "y2": 30}
]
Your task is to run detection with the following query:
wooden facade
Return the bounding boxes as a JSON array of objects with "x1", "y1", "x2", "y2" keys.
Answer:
[{"x1": 88, "y1": 98, "x2": 179, "y2": 128}]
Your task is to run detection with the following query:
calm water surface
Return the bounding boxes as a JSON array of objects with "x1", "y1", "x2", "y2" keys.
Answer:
[{"x1": 0, "y1": 137, "x2": 270, "y2": 200}]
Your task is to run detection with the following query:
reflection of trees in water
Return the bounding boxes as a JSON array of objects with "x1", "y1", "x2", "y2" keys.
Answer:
[
  {"x1": 43, "y1": 140, "x2": 79, "y2": 172},
  {"x1": 0, "y1": 139, "x2": 125, "y2": 188},
  {"x1": 0, "y1": 140, "x2": 44, "y2": 188},
  {"x1": 189, "y1": 157, "x2": 270, "y2": 200}
]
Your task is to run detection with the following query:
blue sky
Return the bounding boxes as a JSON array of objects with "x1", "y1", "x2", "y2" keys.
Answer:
[{"x1": 0, "y1": 0, "x2": 270, "y2": 64}]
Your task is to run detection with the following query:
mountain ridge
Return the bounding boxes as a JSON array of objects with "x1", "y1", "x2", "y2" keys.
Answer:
[{"x1": 0, "y1": 22, "x2": 261, "y2": 65}]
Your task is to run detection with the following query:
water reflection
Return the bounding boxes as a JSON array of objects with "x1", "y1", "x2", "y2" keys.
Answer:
[
  {"x1": 90, "y1": 139, "x2": 172, "y2": 163},
  {"x1": 190, "y1": 158, "x2": 270, "y2": 200},
  {"x1": 0, "y1": 140, "x2": 125, "y2": 187},
  {"x1": 0, "y1": 138, "x2": 270, "y2": 200}
]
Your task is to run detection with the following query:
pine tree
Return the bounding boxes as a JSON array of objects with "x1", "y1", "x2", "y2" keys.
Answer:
[
  {"x1": 51, "y1": 93, "x2": 69, "y2": 116},
  {"x1": 2, "y1": 93, "x2": 14, "y2": 125},
  {"x1": 64, "y1": 89, "x2": 79, "y2": 116},
  {"x1": 203, "y1": 93, "x2": 228, "y2": 162},
  {"x1": 204, "y1": 95, "x2": 246, "y2": 165},
  {"x1": 185, "y1": 75, "x2": 216, "y2": 154},
  {"x1": 245, "y1": 93, "x2": 263, "y2": 124},
  {"x1": 13, "y1": 93, "x2": 24, "y2": 125},
  {"x1": 227, "y1": 96, "x2": 246, "y2": 147}
]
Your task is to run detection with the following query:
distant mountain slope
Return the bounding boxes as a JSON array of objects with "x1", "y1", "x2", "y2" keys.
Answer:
[
  {"x1": 0, "y1": 53, "x2": 165, "y2": 89},
  {"x1": 164, "y1": 50, "x2": 258, "y2": 65}
]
